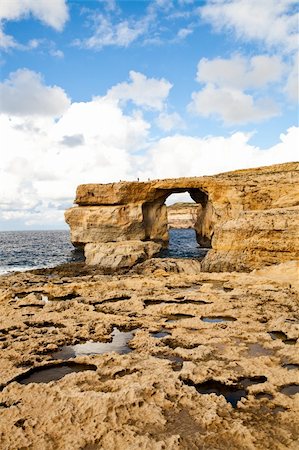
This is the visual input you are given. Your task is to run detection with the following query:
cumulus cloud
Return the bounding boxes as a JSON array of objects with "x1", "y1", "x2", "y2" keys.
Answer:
[
  {"x1": 197, "y1": 55, "x2": 286, "y2": 90},
  {"x1": 0, "y1": 0, "x2": 68, "y2": 31},
  {"x1": 189, "y1": 84, "x2": 279, "y2": 125},
  {"x1": 156, "y1": 112, "x2": 185, "y2": 131},
  {"x1": 106, "y1": 71, "x2": 172, "y2": 110},
  {"x1": 0, "y1": 72, "x2": 150, "y2": 227},
  {"x1": 200, "y1": 0, "x2": 298, "y2": 53},
  {"x1": 190, "y1": 54, "x2": 285, "y2": 125},
  {"x1": 60, "y1": 134, "x2": 85, "y2": 147},
  {"x1": 0, "y1": 69, "x2": 70, "y2": 117},
  {"x1": 0, "y1": 68, "x2": 297, "y2": 228},
  {"x1": 140, "y1": 127, "x2": 298, "y2": 180}
]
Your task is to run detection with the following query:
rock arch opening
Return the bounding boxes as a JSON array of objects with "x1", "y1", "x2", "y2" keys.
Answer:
[{"x1": 142, "y1": 187, "x2": 214, "y2": 259}]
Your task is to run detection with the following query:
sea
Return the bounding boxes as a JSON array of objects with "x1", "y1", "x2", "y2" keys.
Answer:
[{"x1": 0, "y1": 229, "x2": 207, "y2": 275}]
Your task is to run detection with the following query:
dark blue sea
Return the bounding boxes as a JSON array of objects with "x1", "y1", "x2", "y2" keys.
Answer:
[{"x1": 0, "y1": 229, "x2": 207, "y2": 275}]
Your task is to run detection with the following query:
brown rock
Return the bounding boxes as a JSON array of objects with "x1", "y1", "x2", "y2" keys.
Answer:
[
  {"x1": 65, "y1": 204, "x2": 146, "y2": 246},
  {"x1": 84, "y1": 240, "x2": 162, "y2": 269}
]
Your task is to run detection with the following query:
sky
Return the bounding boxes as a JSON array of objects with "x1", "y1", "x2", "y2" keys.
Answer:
[{"x1": 0, "y1": 0, "x2": 298, "y2": 230}]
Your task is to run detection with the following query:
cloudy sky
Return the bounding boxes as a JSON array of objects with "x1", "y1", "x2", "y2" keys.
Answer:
[{"x1": 0, "y1": 0, "x2": 298, "y2": 230}]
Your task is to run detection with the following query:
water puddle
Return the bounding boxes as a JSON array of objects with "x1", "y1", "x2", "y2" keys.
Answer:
[
  {"x1": 201, "y1": 316, "x2": 236, "y2": 323},
  {"x1": 269, "y1": 331, "x2": 297, "y2": 345},
  {"x1": 15, "y1": 362, "x2": 97, "y2": 384},
  {"x1": 183, "y1": 376, "x2": 267, "y2": 408},
  {"x1": 165, "y1": 314, "x2": 195, "y2": 323},
  {"x1": 284, "y1": 339, "x2": 297, "y2": 345},
  {"x1": 150, "y1": 330, "x2": 171, "y2": 338},
  {"x1": 255, "y1": 392, "x2": 274, "y2": 400},
  {"x1": 280, "y1": 384, "x2": 299, "y2": 396},
  {"x1": 93, "y1": 295, "x2": 131, "y2": 305},
  {"x1": 247, "y1": 343, "x2": 274, "y2": 357},
  {"x1": 52, "y1": 327, "x2": 136, "y2": 360},
  {"x1": 144, "y1": 299, "x2": 209, "y2": 306},
  {"x1": 282, "y1": 363, "x2": 299, "y2": 370},
  {"x1": 269, "y1": 331, "x2": 288, "y2": 340},
  {"x1": 155, "y1": 354, "x2": 184, "y2": 371}
]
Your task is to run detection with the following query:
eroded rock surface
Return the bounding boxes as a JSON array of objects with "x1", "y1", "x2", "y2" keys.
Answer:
[
  {"x1": 65, "y1": 162, "x2": 299, "y2": 271},
  {"x1": 167, "y1": 203, "x2": 201, "y2": 229},
  {"x1": 0, "y1": 261, "x2": 298, "y2": 449}
]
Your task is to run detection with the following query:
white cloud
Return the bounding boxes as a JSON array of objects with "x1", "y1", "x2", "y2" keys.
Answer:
[
  {"x1": 0, "y1": 68, "x2": 297, "y2": 229},
  {"x1": 0, "y1": 0, "x2": 68, "y2": 31},
  {"x1": 74, "y1": 14, "x2": 147, "y2": 50},
  {"x1": 106, "y1": 71, "x2": 172, "y2": 110},
  {"x1": 190, "y1": 54, "x2": 286, "y2": 125},
  {"x1": 197, "y1": 55, "x2": 286, "y2": 90},
  {"x1": 189, "y1": 84, "x2": 279, "y2": 125},
  {"x1": 200, "y1": 0, "x2": 298, "y2": 53},
  {"x1": 176, "y1": 27, "x2": 193, "y2": 39},
  {"x1": 49, "y1": 49, "x2": 64, "y2": 58},
  {"x1": 0, "y1": 71, "x2": 150, "y2": 227},
  {"x1": 0, "y1": 69, "x2": 70, "y2": 117},
  {"x1": 156, "y1": 112, "x2": 185, "y2": 131},
  {"x1": 284, "y1": 53, "x2": 299, "y2": 102},
  {"x1": 0, "y1": 26, "x2": 17, "y2": 49},
  {"x1": 140, "y1": 127, "x2": 298, "y2": 180}
]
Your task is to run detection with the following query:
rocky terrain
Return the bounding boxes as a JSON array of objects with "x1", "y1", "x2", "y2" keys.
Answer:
[
  {"x1": 167, "y1": 203, "x2": 201, "y2": 229},
  {"x1": 0, "y1": 162, "x2": 298, "y2": 449},
  {"x1": 0, "y1": 260, "x2": 298, "y2": 449},
  {"x1": 65, "y1": 162, "x2": 299, "y2": 271}
]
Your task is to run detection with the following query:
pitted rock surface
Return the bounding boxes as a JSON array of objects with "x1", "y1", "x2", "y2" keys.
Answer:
[{"x1": 0, "y1": 261, "x2": 298, "y2": 449}]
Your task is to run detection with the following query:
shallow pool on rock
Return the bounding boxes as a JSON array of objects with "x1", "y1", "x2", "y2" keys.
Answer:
[
  {"x1": 150, "y1": 330, "x2": 171, "y2": 338},
  {"x1": 51, "y1": 327, "x2": 136, "y2": 360},
  {"x1": 280, "y1": 384, "x2": 299, "y2": 396},
  {"x1": 15, "y1": 362, "x2": 97, "y2": 384},
  {"x1": 165, "y1": 314, "x2": 195, "y2": 323},
  {"x1": 201, "y1": 316, "x2": 236, "y2": 323},
  {"x1": 183, "y1": 376, "x2": 267, "y2": 408}
]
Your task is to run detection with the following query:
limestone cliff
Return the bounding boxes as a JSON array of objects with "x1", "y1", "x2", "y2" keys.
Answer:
[
  {"x1": 65, "y1": 162, "x2": 299, "y2": 271},
  {"x1": 167, "y1": 203, "x2": 201, "y2": 229}
]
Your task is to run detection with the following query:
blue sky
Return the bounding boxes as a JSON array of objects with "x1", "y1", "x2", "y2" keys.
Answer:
[{"x1": 0, "y1": 0, "x2": 298, "y2": 229}]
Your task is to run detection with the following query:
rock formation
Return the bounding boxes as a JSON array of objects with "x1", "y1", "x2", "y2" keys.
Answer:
[
  {"x1": 167, "y1": 203, "x2": 201, "y2": 229},
  {"x1": 65, "y1": 162, "x2": 299, "y2": 271},
  {"x1": 0, "y1": 260, "x2": 298, "y2": 449}
]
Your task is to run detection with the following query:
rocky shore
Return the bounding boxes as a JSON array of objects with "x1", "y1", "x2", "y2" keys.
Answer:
[{"x1": 0, "y1": 162, "x2": 298, "y2": 449}]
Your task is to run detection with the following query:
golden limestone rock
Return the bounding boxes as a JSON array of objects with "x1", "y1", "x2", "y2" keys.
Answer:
[
  {"x1": 167, "y1": 203, "x2": 202, "y2": 229},
  {"x1": 65, "y1": 162, "x2": 299, "y2": 271}
]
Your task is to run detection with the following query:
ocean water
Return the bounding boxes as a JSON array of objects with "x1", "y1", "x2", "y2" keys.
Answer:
[
  {"x1": 0, "y1": 230, "x2": 83, "y2": 275},
  {"x1": 159, "y1": 228, "x2": 208, "y2": 259},
  {"x1": 0, "y1": 228, "x2": 206, "y2": 275}
]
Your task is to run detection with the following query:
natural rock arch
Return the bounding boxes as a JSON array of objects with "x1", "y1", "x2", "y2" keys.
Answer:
[
  {"x1": 65, "y1": 162, "x2": 299, "y2": 272},
  {"x1": 141, "y1": 188, "x2": 213, "y2": 248}
]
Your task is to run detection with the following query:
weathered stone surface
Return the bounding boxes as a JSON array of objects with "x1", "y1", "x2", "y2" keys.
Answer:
[
  {"x1": 65, "y1": 162, "x2": 299, "y2": 271},
  {"x1": 202, "y1": 207, "x2": 299, "y2": 272},
  {"x1": 65, "y1": 204, "x2": 146, "y2": 246},
  {"x1": 85, "y1": 240, "x2": 162, "y2": 269},
  {"x1": 167, "y1": 203, "x2": 202, "y2": 229},
  {"x1": 75, "y1": 162, "x2": 299, "y2": 207},
  {"x1": 0, "y1": 261, "x2": 298, "y2": 449}
]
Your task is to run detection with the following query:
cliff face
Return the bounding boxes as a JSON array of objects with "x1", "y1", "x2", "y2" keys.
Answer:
[
  {"x1": 65, "y1": 162, "x2": 299, "y2": 271},
  {"x1": 167, "y1": 203, "x2": 201, "y2": 229}
]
